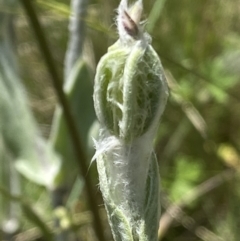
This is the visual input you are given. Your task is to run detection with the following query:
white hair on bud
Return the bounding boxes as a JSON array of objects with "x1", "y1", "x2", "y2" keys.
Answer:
[
  {"x1": 129, "y1": 0, "x2": 143, "y2": 24},
  {"x1": 117, "y1": 0, "x2": 143, "y2": 43},
  {"x1": 116, "y1": 0, "x2": 151, "y2": 46},
  {"x1": 91, "y1": 131, "x2": 121, "y2": 162}
]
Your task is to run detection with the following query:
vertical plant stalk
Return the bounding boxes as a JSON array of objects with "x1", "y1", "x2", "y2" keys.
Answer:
[
  {"x1": 93, "y1": 0, "x2": 169, "y2": 240},
  {"x1": 19, "y1": 1, "x2": 105, "y2": 241},
  {"x1": 64, "y1": 0, "x2": 88, "y2": 80},
  {"x1": 52, "y1": 1, "x2": 89, "y2": 240}
]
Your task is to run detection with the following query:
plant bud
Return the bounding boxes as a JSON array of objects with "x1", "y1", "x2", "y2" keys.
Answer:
[
  {"x1": 94, "y1": 39, "x2": 168, "y2": 142},
  {"x1": 93, "y1": 1, "x2": 169, "y2": 240}
]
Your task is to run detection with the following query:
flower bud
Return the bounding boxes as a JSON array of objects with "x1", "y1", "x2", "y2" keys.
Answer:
[
  {"x1": 94, "y1": 37, "x2": 168, "y2": 142},
  {"x1": 93, "y1": 1, "x2": 169, "y2": 240}
]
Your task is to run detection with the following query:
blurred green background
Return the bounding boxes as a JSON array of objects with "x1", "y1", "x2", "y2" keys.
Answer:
[{"x1": 0, "y1": 0, "x2": 240, "y2": 240}]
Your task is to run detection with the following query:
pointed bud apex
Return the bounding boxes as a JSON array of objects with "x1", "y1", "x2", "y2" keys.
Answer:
[{"x1": 93, "y1": 1, "x2": 168, "y2": 240}]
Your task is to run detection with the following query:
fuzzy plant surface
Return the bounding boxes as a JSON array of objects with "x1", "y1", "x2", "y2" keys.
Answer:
[{"x1": 93, "y1": 0, "x2": 169, "y2": 240}]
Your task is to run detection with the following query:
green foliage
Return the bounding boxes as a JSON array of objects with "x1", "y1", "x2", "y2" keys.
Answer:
[
  {"x1": 1, "y1": 0, "x2": 240, "y2": 240},
  {"x1": 0, "y1": 186, "x2": 53, "y2": 241},
  {"x1": 0, "y1": 7, "x2": 59, "y2": 187},
  {"x1": 166, "y1": 155, "x2": 203, "y2": 202},
  {"x1": 50, "y1": 59, "x2": 95, "y2": 188}
]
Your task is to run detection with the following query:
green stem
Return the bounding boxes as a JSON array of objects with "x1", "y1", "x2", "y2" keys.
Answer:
[{"x1": 19, "y1": 1, "x2": 105, "y2": 241}]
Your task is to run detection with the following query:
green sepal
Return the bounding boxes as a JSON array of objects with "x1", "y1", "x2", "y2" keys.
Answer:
[
  {"x1": 141, "y1": 153, "x2": 161, "y2": 241},
  {"x1": 94, "y1": 41, "x2": 167, "y2": 142},
  {"x1": 94, "y1": 46, "x2": 128, "y2": 137}
]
